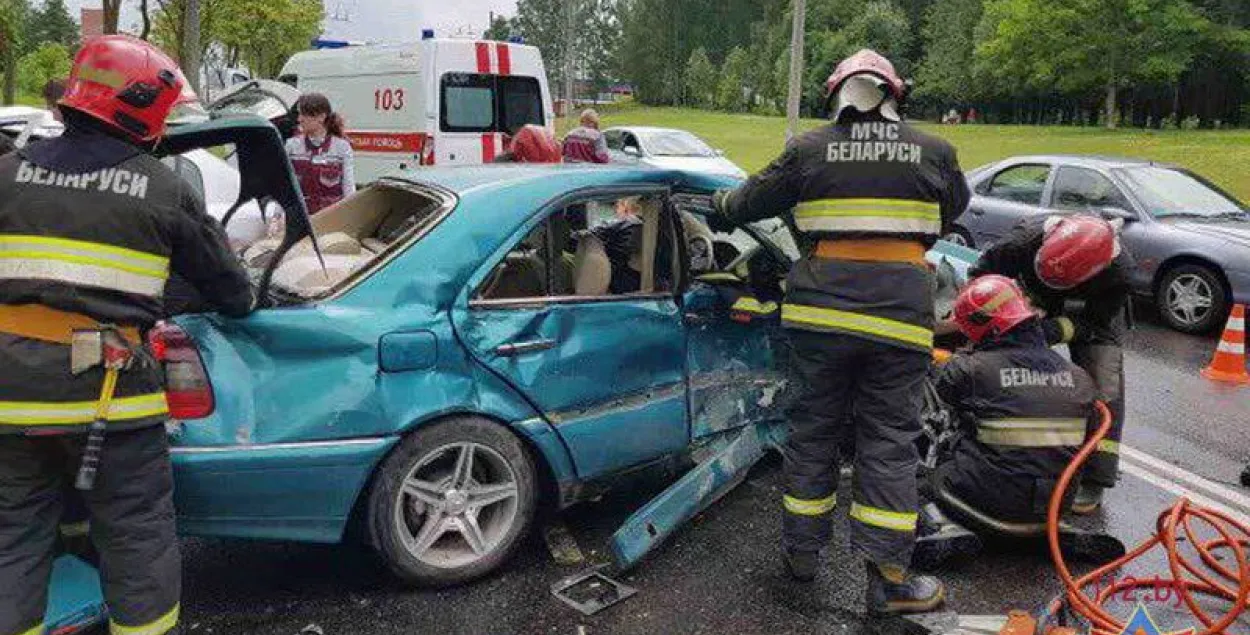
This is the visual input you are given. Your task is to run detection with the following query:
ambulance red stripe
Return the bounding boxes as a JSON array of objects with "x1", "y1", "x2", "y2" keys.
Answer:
[
  {"x1": 345, "y1": 131, "x2": 426, "y2": 154},
  {"x1": 475, "y1": 42, "x2": 491, "y2": 73},
  {"x1": 481, "y1": 133, "x2": 497, "y2": 162},
  {"x1": 496, "y1": 43, "x2": 511, "y2": 76}
]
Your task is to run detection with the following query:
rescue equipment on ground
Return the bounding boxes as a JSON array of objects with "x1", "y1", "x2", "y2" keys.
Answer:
[{"x1": 1001, "y1": 401, "x2": 1250, "y2": 634}]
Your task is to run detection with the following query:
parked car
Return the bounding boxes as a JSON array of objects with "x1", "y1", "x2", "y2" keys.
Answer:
[
  {"x1": 952, "y1": 155, "x2": 1250, "y2": 333},
  {"x1": 605, "y1": 126, "x2": 748, "y2": 179}
]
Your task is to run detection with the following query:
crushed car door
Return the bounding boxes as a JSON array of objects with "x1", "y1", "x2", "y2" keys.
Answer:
[
  {"x1": 455, "y1": 187, "x2": 689, "y2": 481},
  {"x1": 672, "y1": 193, "x2": 793, "y2": 440}
]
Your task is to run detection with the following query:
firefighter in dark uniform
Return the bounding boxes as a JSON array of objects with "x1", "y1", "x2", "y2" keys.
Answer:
[
  {"x1": 0, "y1": 35, "x2": 252, "y2": 635},
  {"x1": 712, "y1": 50, "x2": 970, "y2": 615},
  {"x1": 913, "y1": 275, "x2": 1110, "y2": 568},
  {"x1": 965, "y1": 214, "x2": 1128, "y2": 514}
]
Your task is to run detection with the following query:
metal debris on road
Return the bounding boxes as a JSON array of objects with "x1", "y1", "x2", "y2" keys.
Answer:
[
  {"x1": 551, "y1": 568, "x2": 638, "y2": 616},
  {"x1": 543, "y1": 523, "x2": 586, "y2": 566},
  {"x1": 299, "y1": 624, "x2": 325, "y2": 635}
]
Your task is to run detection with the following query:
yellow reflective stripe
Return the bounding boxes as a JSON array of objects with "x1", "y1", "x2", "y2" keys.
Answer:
[
  {"x1": 1098, "y1": 439, "x2": 1120, "y2": 455},
  {"x1": 695, "y1": 272, "x2": 741, "y2": 284},
  {"x1": 110, "y1": 603, "x2": 180, "y2": 635},
  {"x1": 795, "y1": 198, "x2": 940, "y2": 217},
  {"x1": 59, "y1": 520, "x2": 91, "y2": 537},
  {"x1": 1056, "y1": 317, "x2": 1076, "y2": 344},
  {"x1": 0, "y1": 392, "x2": 169, "y2": 425},
  {"x1": 732, "y1": 297, "x2": 779, "y2": 315},
  {"x1": 978, "y1": 417, "x2": 1087, "y2": 448},
  {"x1": 850, "y1": 502, "x2": 918, "y2": 533},
  {"x1": 783, "y1": 493, "x2": 837, "y2": 516},
  {"x1": 0, "y1": 235, "x2": 169, "y2": 275},
  {"x1": 782, "y1": 304, "x2": 933, "y2": 349},
  {"x1": 15, "y1": 623, "x2": 44, "y2": 635}
]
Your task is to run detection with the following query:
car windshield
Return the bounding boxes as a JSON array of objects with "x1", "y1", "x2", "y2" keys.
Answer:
[
  {"x1": 1115, "y1": 166, "x2": 1248, "y2": 219},
  {"x1": 639, "y1": 130, "x2": 716, "y2": 157}
]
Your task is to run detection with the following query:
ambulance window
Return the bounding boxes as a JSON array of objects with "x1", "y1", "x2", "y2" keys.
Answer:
[
  {"x1": 441, "y1": 73, "x2": 496, "y2": 132},
  {"x1": 500, "y1": 76, "x2": 543, "y2": 134}
]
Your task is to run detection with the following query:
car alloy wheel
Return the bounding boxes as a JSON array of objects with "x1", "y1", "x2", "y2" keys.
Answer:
[
  {"x1": 1165, "y1": 273, "x2": 1215, "y2": 328},
  {"x1": 396, "y1": 441, "x2": 520, "y2": 570}
]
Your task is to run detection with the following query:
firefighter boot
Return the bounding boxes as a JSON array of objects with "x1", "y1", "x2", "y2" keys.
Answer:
[
  {"x1": 911, "y1": 503, "x2": 982, "y2": 571},
  {"x1": 866, "y1": 561, "x2": 946, "y2": 616},
  {"x1": 1071, "y1": 485, "x2": 1104, "y2": 515},
  {"x1": 784, "y1": 548, "x2": 818, "y2": 582}
]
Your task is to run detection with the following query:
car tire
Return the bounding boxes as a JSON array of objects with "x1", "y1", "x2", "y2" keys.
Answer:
[
  {"x1": 366, "y1": 416, "x2": 537, "y2": 587},
  {"x1": 943, "y1": 227, "x2": 975, "y2": 249},
  {"x1": 1157, "y1": 264, "x2": 1229, "y2": 334}
]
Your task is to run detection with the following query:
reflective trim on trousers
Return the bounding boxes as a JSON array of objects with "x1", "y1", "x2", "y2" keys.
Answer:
[
  {"x1": 782, "y1": 304, "x2": 933, "y2": 350},
  {"x1": 849, "y1": 502, "x2": 918, "y2": 533},
  {"x1": 783, "y1": 493, "x2": 837, "y2": 516},
  {"x1": 1097, "y1": 439, "x2": 1121, "y2": 455},
  {"x1": 732, "y1": 297, "x2": 779, "y2": 315},
  {"x1": 1056, "y1": 317, "x2": 1076, "y2": 344},
  {"x1": 13, "y1": 622, "x2": 44, "y2": 635},
  {"x1": 58, "y1": 520, "x2": 90, "y2": 537},
  {"x1": 110, "y1": 603, "x2": 180, "y2": 635},
  {"x1": 0, "y1": 392, "x2": 168, "y2": 426},
  {"x1": 976, "y1": 417, "x2": 1088, "y2": 448}
]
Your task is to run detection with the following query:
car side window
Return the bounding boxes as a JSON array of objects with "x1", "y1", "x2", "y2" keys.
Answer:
[
  {"x1": 983, "y1": 164, "x2": 1051, "y2": 206},
  {"x1": 1051, "y1": 166, "x2": 1132, "y2": 212},
  {"x1": 474, "y1": 194, "x2": 678, "y2": 302},
  {"x1": 604, "y1": 130, "x2": 624, "y2": 150}
]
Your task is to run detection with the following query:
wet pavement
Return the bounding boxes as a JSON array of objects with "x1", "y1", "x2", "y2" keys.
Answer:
[{"x1": 169, "y1": 305, "x2": 1250, "y2": 635}]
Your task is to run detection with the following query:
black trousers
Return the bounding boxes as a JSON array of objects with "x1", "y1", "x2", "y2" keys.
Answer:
[
  {"x1": 1071, "y1": 343, "x2": 1124, "y2": 489},
  {"x1": 0, "y1": 425, "x2": 181, "y2": 635},
  {"x1": 781, "y1": 330, "x2": 929, "y2": 567}
]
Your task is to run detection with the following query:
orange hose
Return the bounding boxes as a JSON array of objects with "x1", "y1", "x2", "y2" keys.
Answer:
[{"x1": 1047, "y1": 401, "x2": 1250, "y2": 634}]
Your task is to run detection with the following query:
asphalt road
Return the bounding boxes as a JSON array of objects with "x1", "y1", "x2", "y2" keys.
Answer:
[{"x1": 170, "y1": 306, "x2": 1250, "y2": 635}]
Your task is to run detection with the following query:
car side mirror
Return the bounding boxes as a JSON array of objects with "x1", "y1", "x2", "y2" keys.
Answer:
[{"x1": 1097, "y1": 206, "x2": 1136, "y2": 222}]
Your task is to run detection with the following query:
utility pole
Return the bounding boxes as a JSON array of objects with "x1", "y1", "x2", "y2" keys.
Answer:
[
  {"x1": 785, "y1": 0, "x2": 806, "y2": 141},
  {"x1": 564, "y1": 0, "x2": 576, "y2": 113},
  {"x1": 182, "y1": 0, "x2": 202, "y2": 95}
]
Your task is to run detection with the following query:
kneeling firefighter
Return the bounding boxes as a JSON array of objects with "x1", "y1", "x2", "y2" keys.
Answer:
[
  {"x1": 0, "y1": 35, "x2": 253, "y2": 635},
  {"x1": 711, "y1": 50, "x2": 970, "y2": 615},
  {"x1": 913, "y1": 276, "x2": 1120, "y2": 569},
  {"x1": 966, "y1": 214, "x2": 1130, "y2": 514}
]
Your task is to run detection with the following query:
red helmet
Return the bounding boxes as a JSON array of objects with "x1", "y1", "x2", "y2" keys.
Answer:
[
  {"x1": 824, "y1": 49, "x2": 907, "y2": 102},
  {"x1": 1034, "y1": 215, "x2": 1120, "y2": 290},
  {"x1": 60, "y1": 35, "x2": 185, "y2": 143},
  {"x1": 510, "y1": 124, "x2": 562, "y2": 163},
  {"x1": 954, "y1": 275, "x2": 1036, "y2": 342}
]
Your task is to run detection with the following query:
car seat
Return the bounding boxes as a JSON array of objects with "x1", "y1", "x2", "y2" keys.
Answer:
[
  {"x1": 572, "y1": 233, "x2": 612, "y2": 296},
  {"x1": 678, "y1": 211, "x2": 716, "y2": 274}
]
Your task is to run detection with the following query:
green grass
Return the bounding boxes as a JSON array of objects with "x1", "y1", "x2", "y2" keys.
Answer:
[{"x1": 558, "y1": 105, "x2": 1250, "y2": 201}]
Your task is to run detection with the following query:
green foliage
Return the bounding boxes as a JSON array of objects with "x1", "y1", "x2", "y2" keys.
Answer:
[
  {"x1": 716, "y1": 47, "x2": 750, "y2": 111},
  {"x1": 214, "y1": 0, "x2": 322, "y2": 78},
  {"x1": 26, "y1": 0, "x2": 77, "y2": 52},
  {"x1": 17, "y1": 40, "x2": 68, "y2": 97},
  {"x1": 683, "y1": 47, "x2": 716, "y2": 108},
  {"x1": 515, "y1": 0, "x2": 621, "y2": 97},
  {"x1": 484, "y1": 15, "x2": 514, "y2": 41},
  {"x1": 915, "y1": 0, "x2": 982, "y2": 104}
]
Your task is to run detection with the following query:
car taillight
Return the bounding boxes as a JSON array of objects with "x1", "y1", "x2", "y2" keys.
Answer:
[
  {"x1": 148, "y1": 321, "x2": 214, "y2": 420},
  {"x1": 420, "y1": 135, "x2": 435, "y2": 166}
]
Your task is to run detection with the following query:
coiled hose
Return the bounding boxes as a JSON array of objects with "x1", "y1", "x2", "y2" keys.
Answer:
[{"x1": 1046, "y1": 402, "x2": 1250, "y2": 634}]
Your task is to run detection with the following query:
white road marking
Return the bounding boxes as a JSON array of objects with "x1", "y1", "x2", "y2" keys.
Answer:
[
  {"x1": 1119, "y1": 458, "x2": 1250, "y2": 527},
  {"x1": 1120, "y1": 444, "x2": 1250, "y2": 511}
]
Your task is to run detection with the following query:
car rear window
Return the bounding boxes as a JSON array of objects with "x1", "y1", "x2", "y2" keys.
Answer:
[{"x1": 440, "y1": 73, "x2": 544, "y2": 134}]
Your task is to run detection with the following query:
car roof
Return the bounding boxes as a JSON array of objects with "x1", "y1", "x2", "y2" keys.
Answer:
[
  {"x1": 998, "y1": 154, "x2": 1170, "y2": 170},
  {"x1": 383, "y1": 164, "x2": 733, "y2": 220},
  {"x1": 605, "y1": 126, "x2": 695, "y2": 135}
]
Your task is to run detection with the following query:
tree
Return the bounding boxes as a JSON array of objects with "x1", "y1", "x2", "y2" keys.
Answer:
[
  {"x1": 0, "y1": 0, "x2": 27, "y2": 104},
  {"x1": 17, "y1": 40, "x2": 69, "y2": 97},
  {"x1": 27, "y1": 0, "x2": 77, "y2": 50},
  {"x1": 716, "y1": 46, "x2": 750, "y2": 111},
  {"x1": 214, "y1": 0, "x2": 322, "y2": 78},
  {"x1": 514, "y1": 0, "x2": 622, "y2": 100},
  {"x1": 683, "y1": 47, "x2": 715, "y2": 107},
  {"x1": 484, "y1": 14, "x2": 514, "y2": 41},
  {"x1": 915, "y1": 0, "x2": 983, "y2": 106},
  {"x1": 102, "y1": 0, "x2": 121, "y2": 33},
  {"x1": 975, "y1": 0, "x2": 1208, "y2": 127}
]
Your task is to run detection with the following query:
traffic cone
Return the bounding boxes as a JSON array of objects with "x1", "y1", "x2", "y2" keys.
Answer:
[{"x1": 1201, "y1": 304, "x2": 1250, "y2": 384}]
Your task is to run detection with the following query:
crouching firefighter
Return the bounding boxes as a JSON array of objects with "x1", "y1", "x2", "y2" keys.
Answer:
[
  {"x1": 965, "y1": 214, "x2": 1130, "y2": 514},
  {"x1": 0, "y1": 35, "x2": 253, "y2": 635},
  {"x1": 913, "y1": 276, "x2": 1124, "y2": 570},
  {"x1": 711, "y1": 49, "x2": 970, "y2": 615}
]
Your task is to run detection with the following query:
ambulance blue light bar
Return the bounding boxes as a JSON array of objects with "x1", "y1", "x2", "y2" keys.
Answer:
[
  {"x1": 311, "y1": 38, "x2": 353, "y2": 49},
  {"x1": 508, "y1": 35, "x2": 524, "y2": 44},
  {"x1": 422, "y1": 29, "x2": 435, "y2": 40}
]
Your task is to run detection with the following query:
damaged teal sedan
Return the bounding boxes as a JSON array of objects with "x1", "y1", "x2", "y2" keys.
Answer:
[{"x1": 163, "y1": 162, "x2": 801, "y2": 586}]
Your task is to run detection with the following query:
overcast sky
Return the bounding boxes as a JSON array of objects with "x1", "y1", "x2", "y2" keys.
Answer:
[{"x1": 60, "y1": 0, "x2": 519, "y2": 44}]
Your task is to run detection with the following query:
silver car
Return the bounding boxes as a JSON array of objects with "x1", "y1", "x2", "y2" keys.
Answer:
[
  {"x1": 603, "y1": 126, "x2": 748, "y2": 179},
  {"x1": 953, "y1": 155, "x2": 1250, "y2": 334}
]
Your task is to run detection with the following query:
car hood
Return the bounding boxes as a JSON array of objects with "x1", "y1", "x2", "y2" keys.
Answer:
[
  {"x1": 1163, "y1": 218, "x2": 1250, "y2": 248},
  {"x1": 641, "y1": 155, "x2": 747, "y2": 178}
]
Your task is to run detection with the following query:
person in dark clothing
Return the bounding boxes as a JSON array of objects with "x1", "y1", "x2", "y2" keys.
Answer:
[
  {"x1": 0, "y1": 35, "x2": 252, "y2": 635},
  {"x1": 914, "y1": 275, "x2": 1124, "y2": 570},
  {"x1": 712, "y1": 49, "x2": 970, "y2": 616},
  {"x1": 965, "y1": 213, "x2": 1129, "y2": 514}
]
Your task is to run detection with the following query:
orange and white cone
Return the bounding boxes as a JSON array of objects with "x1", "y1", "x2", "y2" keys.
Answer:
[{"x1": 1201, "y1": 304, "x2": 1250, "y2": 384}]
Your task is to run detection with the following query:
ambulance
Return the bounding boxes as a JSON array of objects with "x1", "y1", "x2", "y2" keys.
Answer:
[{"x1": 276, "y1": 33, "x2": 556, "y2": 184}]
